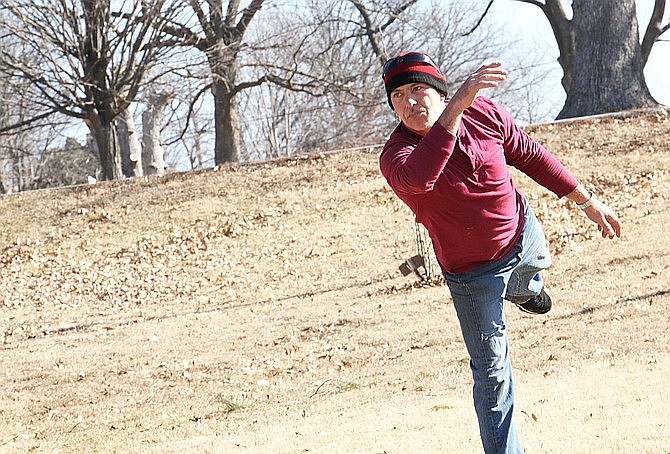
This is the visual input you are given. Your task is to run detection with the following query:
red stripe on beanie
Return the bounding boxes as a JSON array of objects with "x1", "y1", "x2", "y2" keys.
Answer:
[{"x1": 383, "y1": 62, "x2": 445, "y2": 84}]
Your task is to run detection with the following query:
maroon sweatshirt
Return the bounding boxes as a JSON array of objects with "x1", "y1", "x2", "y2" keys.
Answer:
[{"x1": 380, "y1": 96, "x2": 578, "y2": 273}]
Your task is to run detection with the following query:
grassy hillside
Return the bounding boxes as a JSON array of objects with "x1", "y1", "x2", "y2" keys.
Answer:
[{"x1": 1, "y1": 109, "x2": 669, "y2": 452}]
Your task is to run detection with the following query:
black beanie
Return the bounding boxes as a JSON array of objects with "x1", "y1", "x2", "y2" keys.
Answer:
[{"x1": 382, "y1": 53, "x2": 448, "y2": 108}]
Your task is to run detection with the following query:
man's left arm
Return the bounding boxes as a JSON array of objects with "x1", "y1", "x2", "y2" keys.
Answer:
[
  {"x1": 495, "y1": 99, "x2": 622, "y2": 240},
  {"x1": 563, "y1": 184, "x2": 622, "y2": 239}
]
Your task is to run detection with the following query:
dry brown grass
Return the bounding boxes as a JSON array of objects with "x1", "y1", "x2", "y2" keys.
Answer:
[{"x1": 1, "y1": 110, "x2": 669, "y2": 453}]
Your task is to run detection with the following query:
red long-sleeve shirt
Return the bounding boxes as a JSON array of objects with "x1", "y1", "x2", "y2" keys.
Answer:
[{"x1": 380, "y1": 96, "x2": 578, "y2": 274}]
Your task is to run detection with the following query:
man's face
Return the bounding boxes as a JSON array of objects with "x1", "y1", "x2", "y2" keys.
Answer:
[{"x1": 390, "y1": 83, "x2": 445, "y2": 136}]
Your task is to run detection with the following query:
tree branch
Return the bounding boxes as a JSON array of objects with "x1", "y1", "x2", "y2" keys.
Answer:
[
  {"x1": 349, "y1": 0, "x2": 384, "y2": 62},
  {"x1": 348, "y1": 0, "x2": 419, "y2": 63},
  {"x1": 513, "y1": 0, "x2": 547, "y2": 10},
  {"x1": 0, "y1": 110, "x2": 58, "y2": 134},
  {"x1": 641, "y1": 0, "x2": 667, "y2": 66},
  {"x1": 164, "y1": 82, "x2": 212, "y2": 146},
  {"x1": 462, "y1": 0, "x2": 495, "y2": 36},
  {"x1": 379, "y1": 0, "x2": 419, "y2": 32},
  {"x1": 230, "y1": 76, "x2": 267, "y2": 96},
  {"x1": 235, "y1": 0, "x2": 265, "y2": 38}
]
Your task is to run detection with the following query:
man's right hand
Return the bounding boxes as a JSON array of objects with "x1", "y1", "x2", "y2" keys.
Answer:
[{"x1": 437, "y1": 61, "x2": 508, "y2": 135}]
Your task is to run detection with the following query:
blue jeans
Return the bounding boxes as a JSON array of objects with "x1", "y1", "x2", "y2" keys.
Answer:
[{"x1": 443, "y1": 201, "x2": 551, "y2": 454}]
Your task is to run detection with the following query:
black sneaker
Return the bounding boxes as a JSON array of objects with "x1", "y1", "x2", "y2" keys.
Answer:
[{"x1": 516, "y1": 289, "x2": 552, "y2": 314}]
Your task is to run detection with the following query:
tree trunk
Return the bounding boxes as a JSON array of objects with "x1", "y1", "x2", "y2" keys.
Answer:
[
  {"x1": 88, "y1": 119, "x2": 122, "y2": 180},
  {"x1": 557, "y1": 0, "x2": 658, "y2": 119},
  {"x1": 213, "y1": 80, "x2": 241, "y2": 164},
  {"x1": 142, "y1": 94, "x2": 169, "y2": 176},
  {"x1": 116, "y1": 106, "x2": 143, "y2": 177}
]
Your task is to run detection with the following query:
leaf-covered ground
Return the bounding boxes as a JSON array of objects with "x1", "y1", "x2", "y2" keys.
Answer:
[{"x1": 1, "y1": 109, "x2": 669, "y2": 453}]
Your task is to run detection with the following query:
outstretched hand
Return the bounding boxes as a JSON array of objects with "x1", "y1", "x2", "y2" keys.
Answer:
[
  {"x1": 439, "y1": 61, "x2": 508, "y2": 135},
  {"x1": 450, "y1": 62, "x2": 509, "y2": 111},
  {"x1": 583, "y1": 199, "x2": 622, "y2": 239}
]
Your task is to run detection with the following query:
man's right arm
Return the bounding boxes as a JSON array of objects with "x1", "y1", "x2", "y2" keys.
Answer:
[{"x1": 379, "y1": 128, "x2": 455, "y2": 195}]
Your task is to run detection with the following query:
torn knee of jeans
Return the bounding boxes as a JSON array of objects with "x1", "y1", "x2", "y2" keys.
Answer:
[{"x1": 481, "y1": 323, "x2": 506, "y2": 342}]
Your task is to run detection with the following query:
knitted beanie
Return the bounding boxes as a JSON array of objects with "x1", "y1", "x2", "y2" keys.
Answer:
[{"x1": 382, "y1": 52, "x2": 448, "y2": 108}]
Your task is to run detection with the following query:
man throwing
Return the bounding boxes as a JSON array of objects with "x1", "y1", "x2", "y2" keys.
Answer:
[{"x1": 379, "y1": 52, "x2": 621, "y2": 453}]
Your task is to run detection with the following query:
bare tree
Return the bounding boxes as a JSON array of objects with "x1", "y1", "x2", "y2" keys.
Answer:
[
  {"x1": 117, "y1": 105, "x2": 143, "y2": 177},
  {"x1": 237, "y1": 83, "x2": 292, "y2": 160},
  {"x1": 556, "y1": 0, "x2": 659, "y2": 118},
  {"x1": 348, "y1": 0, "x2": 419, "y2": 64},
  {"x1": 158, "y1": 0, "x2": 370, "y2": 164},
  {"x1": 0, "y1": 31, "x2": 92, "y2": 191},
  {"x1": 1, "y1": 126, "x2": 98, "y2": 192},
  {"x1": 233, "y1": 0, "x2": 426, "y2": 158},
  {"x1": 0, "y1": 0, "x2": 182, "y2": 180},
  {"x1": 159, "y1": 0, "x2": 267, "y2": 165},
  {"x1": 142, "y1": 93, "x2": 172, "y2": 175},
  {"x1": 474, "y1": 0, "x2": 667, "y2": 119},
  {"x1": 238, "y1": 0, "x2": 521, "y2": 157},
  {"x1": 1, "y1": 0, "x2": 561, "y2": 182},
  {"x1": 233, "y1": 0, "x2": 387, "y2": 158},
  {"x1": 164, "y1": 88, "x2": 213, "y2": 170},
  {"x1": 136, "y1": 55, "x2": 215, "y2": 172}
]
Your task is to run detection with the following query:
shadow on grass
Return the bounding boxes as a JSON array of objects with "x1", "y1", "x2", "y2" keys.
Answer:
[
  {"x1": 555, "y1": 288, "x2": 669, "y2": 320},
  {"x1": 25, "y1": 274, "x2": 397, "y2": 341}
]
